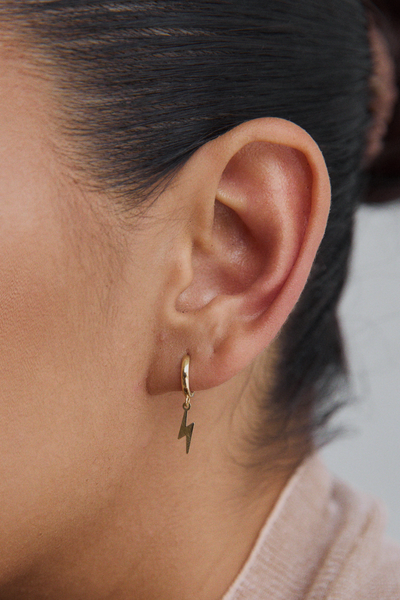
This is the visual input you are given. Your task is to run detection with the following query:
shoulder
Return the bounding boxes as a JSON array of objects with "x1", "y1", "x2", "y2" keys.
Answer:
[
  {"x1": 223, "y1": 454, "x2": 400, "y2": 600},
  {"x1": 305, "y1": 473, "x2": 400, "y2": 599}
]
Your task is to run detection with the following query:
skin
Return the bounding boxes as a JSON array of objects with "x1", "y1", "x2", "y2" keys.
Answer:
[{"x1": 0, "y1": 42, "x2": 330, "y2": 600}]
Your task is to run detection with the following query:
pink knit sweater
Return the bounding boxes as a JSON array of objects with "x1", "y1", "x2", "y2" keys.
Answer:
[{"x1": 222, "y1": 454, "x2": 400, "y2": 599}]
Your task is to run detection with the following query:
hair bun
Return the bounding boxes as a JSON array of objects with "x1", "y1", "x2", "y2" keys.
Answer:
[{"x1": 365, "y1": 0, "x2": 400, "y2": 204}]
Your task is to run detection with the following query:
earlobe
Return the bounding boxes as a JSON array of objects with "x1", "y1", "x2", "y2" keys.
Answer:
[{"x1": 147, "y1": 118, "x2": 330, "y2": 395}]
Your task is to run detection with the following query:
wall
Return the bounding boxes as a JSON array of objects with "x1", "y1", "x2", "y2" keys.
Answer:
[{"x1": 323, "y1": 201, "x2": 400, "y2": 543}]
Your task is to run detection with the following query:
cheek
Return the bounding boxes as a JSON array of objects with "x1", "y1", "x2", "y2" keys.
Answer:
[
  {"x1": 0, "y1": 62, "x2": 156, "y2": 581},
  {"x1": 0, "y1": 179, "x2": 150, "y2": 578}
]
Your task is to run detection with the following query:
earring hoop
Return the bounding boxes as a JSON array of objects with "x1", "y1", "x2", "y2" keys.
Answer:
[
  {"x1": 178, "y1": 354, "x2": 195, "y2": 454},
  {"x1": 181, "y1": 354, "x2": 194, "y2": 409}
]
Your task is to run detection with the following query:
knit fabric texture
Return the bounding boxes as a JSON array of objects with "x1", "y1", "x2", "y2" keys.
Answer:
[{"x1": 222, "y1": 453, "x2": 400, "y2": 599}]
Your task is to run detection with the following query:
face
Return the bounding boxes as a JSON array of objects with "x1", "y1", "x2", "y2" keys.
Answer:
[{"x1": 0, "y1": 44, "x2": 169, "y2": 582}]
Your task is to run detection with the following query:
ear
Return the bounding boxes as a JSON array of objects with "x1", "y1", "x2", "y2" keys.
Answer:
[{"x1": 147, "y1": 118, "x2": 330, "y2": 395}]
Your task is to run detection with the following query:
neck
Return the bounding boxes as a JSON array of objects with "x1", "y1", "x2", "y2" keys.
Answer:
[{"x1": 2, "y1": 375, "x2": 294, "y2": 600}]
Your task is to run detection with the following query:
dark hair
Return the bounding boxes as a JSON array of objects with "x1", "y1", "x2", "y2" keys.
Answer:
[
  {"x1": 366, "y1": 0, "x2": 400, "y2": 203},
  {"x1": 4, "y1": 0, "x2": 373, "y2": 466}
]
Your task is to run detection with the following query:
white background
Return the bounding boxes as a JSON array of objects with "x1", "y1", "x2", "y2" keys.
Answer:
[{"x1": 323, "y1": 201, "x2": 400, "y2": 544}]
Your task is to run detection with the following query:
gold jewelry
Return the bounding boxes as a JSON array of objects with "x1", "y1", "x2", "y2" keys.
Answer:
[{"x1": 178, "y1": 354, "x2": 194, "y2": 454}]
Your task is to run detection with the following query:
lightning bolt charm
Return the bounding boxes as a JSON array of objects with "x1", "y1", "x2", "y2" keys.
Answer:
[
  {"x1": 178, "y1": 406, "x2": 194, "y2": 454},
  {"x1": 178, "y1": 354, "x2": 195, "y2": 454}
]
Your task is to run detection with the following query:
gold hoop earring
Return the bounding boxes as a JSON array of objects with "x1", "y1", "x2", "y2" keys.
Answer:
[{"x1": 178, "y1": 354, "x2": 195, "y2": 454}]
